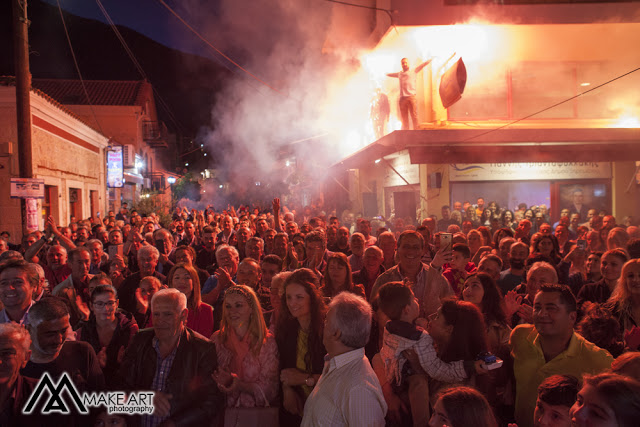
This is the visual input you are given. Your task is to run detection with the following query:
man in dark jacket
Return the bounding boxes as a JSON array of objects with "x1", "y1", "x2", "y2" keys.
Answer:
[
  {"x1": 119, "y1": 288, "x2": 223, "y2": 426},
  {"x1": 0, "y1": 323, "x2": 44, "y2": 426}
]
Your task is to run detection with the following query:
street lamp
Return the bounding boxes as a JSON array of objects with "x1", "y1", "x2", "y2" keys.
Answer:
[{"x1": 166, "y1": 176, "x2": 177, "y2": 211}]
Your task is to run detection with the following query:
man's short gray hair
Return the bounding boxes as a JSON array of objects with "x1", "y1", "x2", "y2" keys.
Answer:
[
  {"x1": 87, "y1": 239, "x2": 104, "y2": 250},
  {"x1": 527, "y1": 261, "x2": 558, "y2": 283},
  {"x1": 153, "y1": 228, "x2": 174, "y2": 244},
  {"x1": 216, "y1": 244, "x2": 239, "y2": 262},
  {"x1": 328, "y1": 292, "x2": 372, "y2": 349},
  {"x1": 27, "y1": 262, "x2": 45, "y2": 280},
  {"x1": 152, "y1": 288, "x2": 187, "y2": 313},
  {"x1": 138, "y1": 245, "x2": 160, "y2": 260},
  {"x1": 0, "y1": 322, "x2": 31, "y2": 354}
]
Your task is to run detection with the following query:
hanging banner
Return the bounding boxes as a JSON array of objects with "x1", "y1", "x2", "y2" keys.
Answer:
[
  {"x1": 107, "y1": 146, "x2": 124, "y2": 188},
  {"x1": 26, "y1": 198, "x2": 39, "y2": 230},
  {"x1": 449, "y1": 162, "x2": 611, "y2": 182}
]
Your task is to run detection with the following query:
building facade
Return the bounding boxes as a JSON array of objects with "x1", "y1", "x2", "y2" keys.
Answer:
[
  {"x1": 330, "y1": 0, "x2": 640, "y2": 223},
  {"x1": 0, "y1": 81, "x2": 108, "y2": 238},
  {"x1": 30, "y1": 79, "x2": 173, "y2": 214}
]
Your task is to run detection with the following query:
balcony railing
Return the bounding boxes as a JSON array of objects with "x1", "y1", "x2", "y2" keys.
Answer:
[{"x1": 142, "y1": 121, "x2": 169, "y2": 148}]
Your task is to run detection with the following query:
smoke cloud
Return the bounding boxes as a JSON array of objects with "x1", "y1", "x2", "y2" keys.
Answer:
[{"x1": 170, "y1": 0, "x2": 367, "y2": 208}]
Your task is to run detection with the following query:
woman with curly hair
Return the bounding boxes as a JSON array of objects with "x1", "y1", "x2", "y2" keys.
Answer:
[
  {"x1": 211, "y1": 285, "x2": 279, "y2": 409},
  {"x1": 321, "y1": 252, "x2": 365, "y2": 300},
  {"x1": 576, "y1": 304, "x2": 624, "y2": 358},
  {"x1": 274, "y1": 268, "x2": 327, "y2": 425},
  {"x1": 501, "y1": 209, "x2": 517, "y2": 231}
]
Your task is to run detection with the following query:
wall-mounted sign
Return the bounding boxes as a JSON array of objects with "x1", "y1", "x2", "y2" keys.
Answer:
[
  {"x1": 449, "y1": 162, "x2": 612, "y2": 182},
  {"x1": 107, "y1": 146, "x2": 124, "y2": 188},
  {"x1": 10, "y1": 178, "x2": 45, "y2": 199},
  {"x1": 383, "y1": 150, "x2": 420, "y2": 187}
]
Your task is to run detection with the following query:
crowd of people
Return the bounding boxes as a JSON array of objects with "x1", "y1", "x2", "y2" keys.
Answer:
[{"x1": 1, "y1": 196, "x2": 640, "y2": 427}]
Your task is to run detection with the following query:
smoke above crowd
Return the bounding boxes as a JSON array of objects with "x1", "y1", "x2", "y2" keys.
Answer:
[
  {"x1": 171, "y1": 0, "x2": 353, "y2": 206},
  {"x1": 168, "y1": 0, "x2": 640, "y2": 209}
]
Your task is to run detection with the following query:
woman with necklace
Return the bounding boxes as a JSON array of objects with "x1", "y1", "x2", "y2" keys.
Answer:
[
  {"x1": 274, "y1": 268, "x2": 326, "y2": 426},
  {"x1": 211, "y1": 285, "x2": 279, "y2": 408}
]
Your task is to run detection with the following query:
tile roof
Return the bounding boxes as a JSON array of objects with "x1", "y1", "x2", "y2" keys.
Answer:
[
  {"x1": 0, "y1": 76, "x2": 104, "y2": 135},
  {"x1": 31, "y1": 79, "x2": 149, "y2": 106}
]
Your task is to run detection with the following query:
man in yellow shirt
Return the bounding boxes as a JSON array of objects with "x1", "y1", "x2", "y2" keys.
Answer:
[{"x1": 510, "y1": 284, "x2": 613, "y2": 427}]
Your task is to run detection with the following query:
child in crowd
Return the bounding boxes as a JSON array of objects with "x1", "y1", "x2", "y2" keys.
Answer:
[
  {"x1": 377, "y1": 281, "x2": 482, "y2": 426},
  {"x1": 533, "y1": 375, "x2": 578, "y2": 427},
  {"x1": 443, "y1": 243, "x2": 476, "y2": 296}
]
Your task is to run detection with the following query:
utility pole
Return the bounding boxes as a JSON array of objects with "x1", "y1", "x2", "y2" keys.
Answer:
[{"x1": 12, "y1": 0, "x2": 34, "y2": 235}]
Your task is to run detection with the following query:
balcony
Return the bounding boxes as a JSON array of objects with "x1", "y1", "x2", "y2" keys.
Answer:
[{"x1": 142, "y1": 121, "x2": 169, "y2": 148}]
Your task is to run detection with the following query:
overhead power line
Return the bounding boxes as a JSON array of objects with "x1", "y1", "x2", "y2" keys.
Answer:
[
  {"x1": 95, "y1": 0, "x2": 185, "y2": 134},
  {"x1": 56, "y1": 0, "x2": 106, "y2": 136},
  {"x1": 155, "y1": 0, "x2": 288, "y2": 98}
]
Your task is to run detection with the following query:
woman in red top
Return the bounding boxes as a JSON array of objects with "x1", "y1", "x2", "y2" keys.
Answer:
[{"x1": 167, "y1": 263, "x2": 214, "y2": 337}]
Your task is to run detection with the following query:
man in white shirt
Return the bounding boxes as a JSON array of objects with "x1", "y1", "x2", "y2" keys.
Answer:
[
  {"x1": 302, "y1": 292, "x2": 387, "y2": 427},
  {"x1": 386, "y1": 57, "x2": 432, "y2": 130}
]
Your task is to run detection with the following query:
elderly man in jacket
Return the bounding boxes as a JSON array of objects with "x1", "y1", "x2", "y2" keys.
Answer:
[{"x1": 119, "y1": 288, "x2": 223, "y2": 426}]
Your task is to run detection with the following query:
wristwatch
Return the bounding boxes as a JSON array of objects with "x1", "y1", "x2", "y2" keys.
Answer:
[{"x1": 305, "y1": 375, "x2": 316, "y2": 387}]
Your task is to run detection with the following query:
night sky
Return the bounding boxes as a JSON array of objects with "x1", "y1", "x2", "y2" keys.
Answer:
[{"x1": 43, "y1": 0, "x2": 221, "y2": 58}]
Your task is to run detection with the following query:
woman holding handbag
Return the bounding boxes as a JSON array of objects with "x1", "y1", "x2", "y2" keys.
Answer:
[
  {"x1": 275, "y1": 268, "x2": 327, "y2": 426},
  {"x1": 211, "y1": 285, "x2": 280, "y2": 423}
]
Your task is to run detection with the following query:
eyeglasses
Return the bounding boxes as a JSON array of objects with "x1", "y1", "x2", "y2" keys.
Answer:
[{"x1": 93, "y1": 301, "x2": 117, "y2": 309}]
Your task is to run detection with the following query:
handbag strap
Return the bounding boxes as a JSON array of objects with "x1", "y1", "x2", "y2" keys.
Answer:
[
  {"x1": 255, "y1": 385, "x2": 271, "y2": 408},
  {"x1": 233, "y1": 385, "x2": 271, "y2": 408}
]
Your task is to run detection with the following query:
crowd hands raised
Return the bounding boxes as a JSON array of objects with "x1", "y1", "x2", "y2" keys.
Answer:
[{"x1": 0, "y1": 196, "x2": 639, "y2": 427}]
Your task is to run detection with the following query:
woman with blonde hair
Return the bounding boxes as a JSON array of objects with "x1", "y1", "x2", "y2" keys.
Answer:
[
  {"x1": 167, "y1": 262, "x2": 213, "y2": 337},
  {"x1": 211, "y1": 285, "x2": 280, "y2": 408},
  {"x1": 607, "y1": 258, "x2": 640, "y2": 350}
]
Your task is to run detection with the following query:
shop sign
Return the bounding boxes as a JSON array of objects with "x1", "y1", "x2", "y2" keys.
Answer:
[
  {"x1": 449, "y1": 162, "x2": 611, "y2": 181},
  {"x1": 10, "y1": 178, "x2": 45, "y2": 199},
  {"x1": 107, "y1": 146, "x2": 124, "y2": 188},
  {"x1": 383, "y1": 151, "x2": 420, "y2": 187}
]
